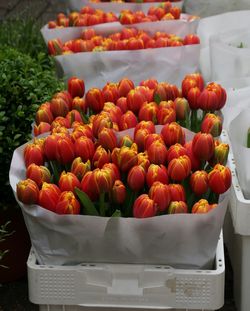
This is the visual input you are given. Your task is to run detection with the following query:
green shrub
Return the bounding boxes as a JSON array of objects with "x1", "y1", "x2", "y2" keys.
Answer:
[{"x1": 0, "y1": 47, "x2": 64, "y2": 206}]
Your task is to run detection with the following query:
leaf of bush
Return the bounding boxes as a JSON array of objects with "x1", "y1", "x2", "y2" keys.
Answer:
[{"x1": 75, "y1": 188, "x2": 99, "y2": 216}]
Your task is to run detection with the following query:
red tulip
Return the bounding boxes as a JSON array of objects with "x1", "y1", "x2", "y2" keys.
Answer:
[
  {"x1": 72, "y1": 97, "x2": 88, "y2": 113},
  {"x1": 168, "y1": 201, "x2": 188, "y2": 214},
  {"x1": 98, "y1": 127, "x2": 117, "y2": 151},
  {"x1": 157, "y1": 107, "x2": 176, "y2": 125},
  {"x1": 119, "y1": 134, "x2": 133, "y2": 147},
  {"x1": 183, "y1": 34, "x2": 200, "y2": 45},
  {"x1": 119, "y1": 111, "x2": 138, "y2": 130},
  {"x1": 68, "y1": 77, "x2": 85, "y2": 98},
  {"x1": 183, "y1": 141, "x2": 201, "y2": 171},
  {"x1": 118, "y1": 78, "x2": 134, "y2": 97},
  {"x1": 34, "y1": 122, "x2": 51, "y2": 137},
  {"x1": 16, "y1": 179, "x2": 39, "y2": 204},
  {"x1": 144, "y1": 133, "x2": 164, "y2": 150},
  {"x1": 198, "y1": 89, "x2": 220, "y2": 112},
  {"x1": 74, "y1": 136, "x2": 95, "y2": 162},
  {"x1": 174, "y1": 97, "x2": 190, "y2": 121},
  {"x1": 71, "y1": 124, "x2": 93, "y2": 142},
  {"x1": 111, "y1": 144, "x2": 138, "y2": 172},
  {"x1": 161, "y1": 122, "x2": 185, "y2": 146},
  {"x1": 147, "y1": 140, "x2": 168, "y2": 165},
  {"x1": 184, "y1": 73, "x2": 204, "y2": 91},
  {"x1": 191, "y1": 199, "x2": 212, "y2": 214},
  {"x1": 55, "y1": 136, "x2": 75, "y2": 165},
  {"x1": 187, "y1": 87, "x2": 201, "y2": 110},
  {"x1": 116, "y1": 97, "x2": 128, "y2": 113},
  {"x1": 35, "y1": 103, "x2": 54, "y2": 125},
  {"x1": 103, "y1": 102, "x2": 123, "y2": 124},
  {"x1": 146, "y1": 164, "x2": 168, "y2": 187},
  {"x1": 168, "y1": 183, "x2": 186, "y2": 201},
  {"x1": 182, "y1": 78, "x2": 197, "y2": 98},
  {"x1": 51, "y1": 117, "x2": 70, "y2": 130},
  {"x1": 48, "y1": 38, "x2": 63, "y2": 55},
  {"x1": 167, "y1": 143, "x2": 187, "y2": 163},
  {"x1": 81, "y1": 28, "x2": 96, "y2": 40},
  {"x1": 210, "y1": 141, "x2": 229, "y2": 166},
  {"x1": 134, "y1": 128, "x2": 150, "y2": 152},
  {"x1": 170, "y1": 6, "x2": 181, "y2": 19},
  {"x1": 190, "y1": 170, "x2": 208, "y2": 196},
  {"x1": 50, "y1": 96, "x2": 70, "y2": 118},
  {"x1": 58, "y1": 171, "x2": 81, "y2": 193},
  {"x1": 71, "y1": 157, "x2": 91, "y2": 181},
  {"x1": 26, "y1": 164, "x2": 51, "y2": 188},
  {"x1": 208, "y1": 164, "x2": 232, "y2": 194},
  {"x1": 137, "y1": 152, "x2": 150, "y2": 170},
  {"x1": 138, "y1": 102, "x2": 159, "y2": 123},
  {"x1": 159, "y1": 100, "x2": 176, "y2": 110},
  {"x1": 81, "y1": 171, "x2": 97, "y2": 201},
  {"x1": 168, "y1": 155, "x2": 191, "y2": 182},
  {"x1": 92, "y1": 167, "x2": 114, "y2": 194},
  {"x1": 112, "y1": 180, "x2": 126, "y2": 204},
  {"x1": 149, "y1": 181, "x2": 171, "y2": 212},
  {"x1": 133, "y1": 194, "x2": 157, "y2": 218},
  {"x1": 140, "y1": 78, "x2": 158, "y2": 89},
  {"x1": 127, "y1": 89, "x2": 147, "y2": 114},
  {"x1": 92, "y1": 113, "x2": 113, "y2": 138},
  {"x1": 192, "y1": 132, "x2": 215, "y2": 161},
  {"x1": 103, "y1": 163, "x2": 121, "y2": 182},
  {"x1": 66, "y1": 110, "x2": 84, "y2": 126},
  {"x1": 163, "y1": 83, "x2": 180, "y2": 101},
  {"x1": 38, "y1": 182, "x2": 61, "y2": 212},
  {"x1": 24, "y1": 143, "x2": 44, "y2": 167},
  {"x1": 85, "y1": 87, "x2": 104, "y2": 113},
  {"x1": 102, "y1": 82, "x2": 119, "y2": 104},
  {"x1": 55, "y1": 191, "x2": 80, "y2": 214},
  {"x1": 206, "y1": 82, "x2": 227, "y2": 110},
  {"x1": 127, "y1": 165, "x2": 146, "y2": 192},
  {"x1": 92, "y1": 145, "x2": 110, "y2": 168},
  {"x1": 201, "y1": 113, "x2": 222, "y2": 137}
]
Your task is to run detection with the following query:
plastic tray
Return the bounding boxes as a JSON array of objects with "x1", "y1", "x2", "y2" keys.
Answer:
[{"x1": 27, "y1": 232, "x2": 224, "y2": 311}]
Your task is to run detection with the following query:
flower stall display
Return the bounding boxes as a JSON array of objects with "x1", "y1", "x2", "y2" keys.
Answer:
[
  {"x1": 33, "y1": 74, "x2": 226, "y2": 137},
  {"x1": 46, "y1": 27, "x2": 200, "y2": 88},
  {"x1": 41, "y1": 4, "x2": 199, "y2": 44},
  {"x1": 68, "y1": 0, "x2": 183, "y2": 15},
  {"x1": 10, "y1": 74, "x2": 230, "y2": 268}
]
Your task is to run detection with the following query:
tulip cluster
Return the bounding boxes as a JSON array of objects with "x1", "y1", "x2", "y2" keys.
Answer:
[
  {"x1": 17, "y1": 116, "x2": 231, "y2": 217},
  {"x1": 48, "y1": 6, "x2": 118, "y2": 28},
  {"x1": 90, "y1": 0, "x2": 181, "y2": 3},
  {"x1": 48, "y1": 28, "x2": 200, "y2": 55},
  {"x1": 119, "y1": 3, "x2": 182, "y2": 24},
  {"x1": 34, "y1": 74, "x2": 224, "y2": 139}
]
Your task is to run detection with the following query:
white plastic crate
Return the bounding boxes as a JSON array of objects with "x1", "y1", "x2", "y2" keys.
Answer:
[
  {"x1": 223, "y1": 133, "x2": 250, "y2": 311},
  {"x1": 27, "y1": 232, "x2": 224, "y2": 311}
]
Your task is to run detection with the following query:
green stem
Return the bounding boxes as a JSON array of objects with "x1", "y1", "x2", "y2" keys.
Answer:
[
  {"x1": 99, "y1": 192, "x2": 106, "y2": 217},
  {"x1": 247, "y1": 128, "x2": 250, "y2": 148},
  {"x1": 49, "y1": 160, "x2": 60, "y2": 184},
  {"x1": 191, "y1": 110, "x2": 198, "y2": 132}
]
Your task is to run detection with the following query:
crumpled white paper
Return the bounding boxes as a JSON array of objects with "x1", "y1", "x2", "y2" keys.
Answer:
[
  {"x1": 41, "y1": 14, "x2": 199, "y2": 44},
  {"x1": 184, "y1": 0, "x2": 250, "y2": 18},
  {"x1": 9, "y1": 126, "x2": 229, "y2": 268},
  {"x1": 197, "y1": 11, "x2": 250, "y2": 82},
  {"x1": 228, "y1": 109, "x2": 250, "y2": 199},
  {"x1": 68, "y1": 0, "x2": 183, "y2": 14}
]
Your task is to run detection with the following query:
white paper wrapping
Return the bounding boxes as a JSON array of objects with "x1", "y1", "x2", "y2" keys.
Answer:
[
  {"x1": 9, "y1": 126, "x2": 229, "y2": 268},
  {"x1": 68, "y1": 0, "x2": 183, "y2": 14},
  {"x1": 228, "y1": 109, "x2": 250, "y2": 199},
  {"x1": 41, "y1": 14, "x2": 199, "y2": 44},
  {"x1": 184, "y1": 0, "x2": 250, "y2": 18}
]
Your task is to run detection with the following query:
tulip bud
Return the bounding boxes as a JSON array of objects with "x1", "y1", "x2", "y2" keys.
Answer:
[
  {"x1": 147, "y1": 140, "x2": 168, "y2": 165},
  {"x1": 98, "y1": 127, "x2": 117, "y2": 151},
  {"x1": 119, "y1": 111, "x2": 138, "y2": 131},
  {"x1": 50, "y1": 96, "x2": 70, "y2": 118},
  {"x1": 149, "y1": 182, "x2": 171, "y2": 212},
  {"x1": 168, "y1": 201, "x2": 188, "y2": 214},
  {"x1": 111, "y1": 145, "x2": 138, "y2": 172},
  {"x1": 127, "y1": 165, "x2": 146, "y2": 192},
  {"x1": 138, "y1": 102, "x2": 159, "y2": 123},
  {"x1": 116, "y1": 97, "x2": 128, "y2": 113},
  {"x1": 118, "y1": 78, "x2": 135, "y2": 97},
  {"x1": 190, "y1": 170, "x2": 208, "y2": 196},
  {"x1": 184, "y1": 73, "x2": 204, "y2": 91},
  {"x1": 187, "y1": 87, "x2": 201, "y2": 110},
  {"x1": 112, "y1": 180, "x2": 126, "y2": 205},
  {"x1": 168, "y1": 155, "x2": 191, "y2": 182},
  {"x1": 72, "y1": 97, "x2": 88, "y2": 113},
  {"x1": 81, "y1": 171, "x2": 97, "y2": 201},
  {"x1": 55, "y1": 191, "x2": 80, "y2": 214},
  {"x1": 58, "y1": 171, "x2": 81, "y2": 194},
  {"x1": 137, "y1": 152, "x2": 150, "y2": 170},
  {"x1": 74, "y1": 136, "x2": 95, "y2": 162},
  {"x1": 206, "y1": 82, "x2": 227, "y2": 110},
  {"x1": 182, "y1": 78, "x2": 197, "y2": 98},
  {"x1": 144, "y1": 133, "x2": 164, "y2": 150},
  {"x1": 191, "y1": 199, "x2": 211, "y2": 214},
  {"x1": 201, "y1": 113, "x2": 222, "y2": 137},
  {"x1": 140, "y1": 78, "x2": 158, "y2": 89},
  {"x1": 33, "y1": 122, "x2": 51, "y2": 137},
  {"x1": 24, "y1": 143, "x2": 44, "y2": 167},
  {"x1": 198, "y1": 89, "x2": 220, "y2": 112},
  {"x1": 119, "y1": 134, "x2": 133, "y2": 147},
  {"x1": 146, "y1": 164, "x2": 168, "y2": 187},
  {"x1": 208, "y1": 164, "x2": 232, "y2": 194},
  {"x1": 210, "y1": 141, "x2": 229, "y2": 166},
  {"x1": 133, "y1": 194, "x2": 157, "y2": 218},
  {"x1": 71, "y1": 157, "x2": 91, "y2": 181},
  {"x1": 134, "y1": 128, "x2": 150, "y2": 152},
  {"x1": 92, "y1": 145, "x2": 111, "y2": 168},
  {"x1": 174, "y1": 97, "x2": 190, "y2": 121},
  {"x1": 55, "y1": 136, "x2": 75, "y2": 165},
  {"x1": 26, "y1": 164, "x2": 51, "y2": 188},
  {"x1": 66, "y1": 110, "x2": 84, "y2": 126},
  {"x1": 103, "y1": 102, "x2": 123, "y2": 124},
  {"x1": 168, "y1": 183, "x2": 186, "y2": 201},
  {"x1": 92, "y1": 167, "x2": 114, "y2": 194},
  {"x1": 161, "y1": 122, "x2": 185, "y2": 146},
  {"x1": 167, "y1": 143, "x2": 187, "y2": 163},
  {"x1": 16, "y1": 179, "x2": 39, "y2": 204},
  {"x1": 38, "y1": 182, "x2": 61, "y2": 212},
  {"x1": 184, "y1": 141, "x2": 201, "y2": 171},
  {"x1": 85, "y1": 87, "x2": 104, "y2": 113},
  {"x1": 51, "y1": 117, "x2": 70, "y2": 130},
  {"x1": 102, "y1": 82, "x2": 119, "y2": 104},
  {"x1": 35, "y1": 103, "x2": 54, "y2": 125},
  {"x1": 71, "y1": 124, "x2": 93, "y2": 142},
  {"x1": 157, "y1": 107, "x2": 176, "y2": 125},
  {"x1": 48, "y1": 38, "x2": 64, "y2": 55},
  {"x1": 68, "y1": 77, "x2": 85, "y2": 98},
  {"x1": 192, "y1": 132, "x2": 215, "y2": 161},
  {"x1": 92, "y1": 113, "x2": 113, "y2": 138}
]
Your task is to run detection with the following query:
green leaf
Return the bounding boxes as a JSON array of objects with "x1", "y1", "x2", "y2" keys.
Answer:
[
  {"x1": 75, "y1": 188, "x2": 99, "y2": 216},
  {"x1": 247, "y1": 128, "x2": 250, "y2": 148},
  {"x1": 153, "y1": 93, "x2": 161, "y2": 105},
  {"x1": 111, "y1": 210, "x2": 121, "y2": 217}
]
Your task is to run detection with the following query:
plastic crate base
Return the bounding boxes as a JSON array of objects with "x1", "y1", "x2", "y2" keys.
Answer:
[{"x1": 27, "y1": 233, "x2": 224, "y2": 311}]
